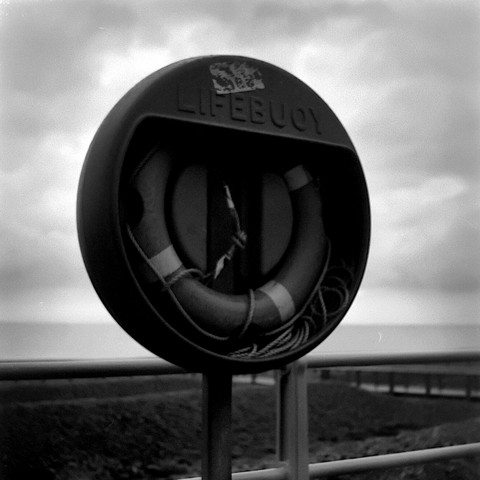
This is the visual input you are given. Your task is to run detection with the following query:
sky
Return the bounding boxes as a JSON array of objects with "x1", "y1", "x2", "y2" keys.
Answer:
[{"x1": 1, "y1": 0, "x2": 479, "y2": 358}]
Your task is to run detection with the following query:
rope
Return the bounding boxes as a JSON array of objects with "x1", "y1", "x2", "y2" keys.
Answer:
[
  {"x1": 162, "y1": 268, "x2": 205, "y2": 291},
  {"x1": 229, "y1": 259, "x2": 355, "y2": 359},
  {"x1": 209, "y1": 184, "x2": 247, "y2": 281}
]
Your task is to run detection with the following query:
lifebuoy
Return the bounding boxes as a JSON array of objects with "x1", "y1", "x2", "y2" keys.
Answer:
[{"x1": 128, "y1": 148, "x2": 329, "y2": 339}]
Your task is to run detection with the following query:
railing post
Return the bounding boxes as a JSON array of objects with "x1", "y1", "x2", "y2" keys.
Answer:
[
  {"x1": 276, "y1": 360, "x2": 309, "y2": 480},
  {"x1": 425, "y1": 373, "x2": 431, "y2": 397},
  {"x1": 355, "y1": 370, "x2": 361, "y2": 388},
  {"x1": 466, "y1": 375, "x2": 472, "y2": 400},
  {"x1": 202, "y1": 372, "x2": 233, "y2": 480},
  {"x1": 438, "y1": 374, "x2": 443, "y2": 392},
  {"x1": 388, "y1": 371, "x2": 395, "y2": 394}
]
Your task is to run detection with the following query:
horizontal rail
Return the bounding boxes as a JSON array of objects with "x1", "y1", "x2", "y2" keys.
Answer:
[
  {"x1": 305, "y1": 351, "x2": 480, "y2": 368},
  {"x1": 308, "y1": 442, "x2": 480, "y2": 478},
  {"x1": 332, "y1": 365, "x2": 480, "y2": 375},
  {"x1": 215, "y1": 443, "x2": 480, "y2": 480},
  {"x1": 182, "y1": 443, "x2": 480, "y2": 480},
  {"x1": 0, "y1": 357, "x2": 184, "y2": 380},
  {"x1": 1, "y1": 351, "x2": 479, "y2": 380}
]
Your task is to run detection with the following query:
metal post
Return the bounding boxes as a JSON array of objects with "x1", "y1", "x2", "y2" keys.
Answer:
[
  {"x1": 438, "y1": 374, "x2": 443, "y2": 392},
  {"x1": 202, "y1": 372, "x2": 233, "y2": 480},
  {"x1": 276, "y1": 360, "x2": 309, "y2": 480},
  {"x1": 425, "y1": 373, "x2": 431, "y2": 397},
  {"x1": 466, "y1": 375, "x2": 472, "y2": 400},
  {"x1": 355, "y1": 370, "x2": 361, "y2": 388},
  {"x1": 388, "y1": 371, "x2": 395, "y2": 394}
]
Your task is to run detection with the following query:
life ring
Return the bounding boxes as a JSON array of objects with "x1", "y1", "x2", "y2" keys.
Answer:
[{"x1": 128, "y1": 148, "x2": 329, "y2": 339}]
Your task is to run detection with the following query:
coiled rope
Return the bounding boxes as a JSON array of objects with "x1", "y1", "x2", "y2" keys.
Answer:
[{"x1": 229, "y1": 259, "x2": 353, "y2": 358}]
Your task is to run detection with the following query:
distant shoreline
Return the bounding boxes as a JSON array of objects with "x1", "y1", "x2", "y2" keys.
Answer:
[{"x1": 0, "y1": 321, "x2": 479, "y2": 362}]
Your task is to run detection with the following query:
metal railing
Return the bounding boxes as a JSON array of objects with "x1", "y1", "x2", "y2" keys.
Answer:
[{"x1": 1, "y1": 351, "x2": 479, "y2": 479}]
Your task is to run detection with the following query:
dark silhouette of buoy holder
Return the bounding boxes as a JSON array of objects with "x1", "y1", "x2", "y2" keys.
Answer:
[{"x1": 77, "y1": 56, "x2": 370, "y2": 479}]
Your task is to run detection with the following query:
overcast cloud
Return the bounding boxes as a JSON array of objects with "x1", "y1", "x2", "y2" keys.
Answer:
[{"x1": 1, "y1": 0, "x2": 479, "y2": 326}]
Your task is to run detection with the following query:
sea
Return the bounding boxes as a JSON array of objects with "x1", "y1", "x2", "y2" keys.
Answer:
[{"x1": 0, "y1": 321, "x2": 479, "y2": 362}]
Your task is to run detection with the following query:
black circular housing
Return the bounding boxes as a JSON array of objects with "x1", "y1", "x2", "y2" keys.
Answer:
[{"x1": 77, "y1": 55, "x2": 370, "y2": 373}]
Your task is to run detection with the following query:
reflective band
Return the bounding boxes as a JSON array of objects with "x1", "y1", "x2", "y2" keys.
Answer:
[
  {"x1": 258, "y1": 280, "x2": 296, "y2": 321},
  {"x1": 149, "y1": 245, "x2": 183, "y2": 278},
  {"x1": 284, "y1": 165, "x2": 311, "y2": 191}
]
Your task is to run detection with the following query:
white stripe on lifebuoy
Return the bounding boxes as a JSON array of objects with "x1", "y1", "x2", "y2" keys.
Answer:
[
  {"x1": 258, "y1": 280, "x2": 296, "y2": 321},
  {"x1": 284, "y1": 165, "x2": 312, "y2": 191},
  {"x1": 149, "y1": 245, "x2": 183, "y2": 278}
]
